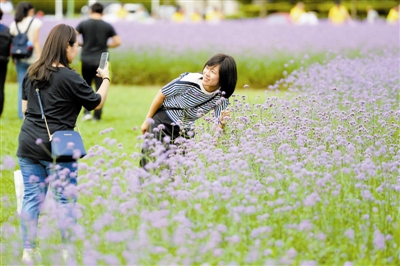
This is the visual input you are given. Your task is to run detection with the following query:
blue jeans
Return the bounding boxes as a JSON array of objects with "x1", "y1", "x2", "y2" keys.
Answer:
[
  {"x1": 18, "y1": 157, "x2": 78, "y2": 249},
  {"x1": 16, "y1": 60, "x2": 30, "y2": 119}
]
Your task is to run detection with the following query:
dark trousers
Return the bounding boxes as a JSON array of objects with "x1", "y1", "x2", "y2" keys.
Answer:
[
  {"x1": 81, "y1": 61, "x2": 103, "y2": 120},
  {"x1": 140, "y1": 108, "x2": 184, "y2": 168},
  {"x1": 0, "y1": 60, "x2": 9, "y2": 117}
]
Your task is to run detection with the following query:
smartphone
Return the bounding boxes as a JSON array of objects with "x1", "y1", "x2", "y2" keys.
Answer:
[{"x1": 99, "y1": 52, "x2": 109, "y2": 69}]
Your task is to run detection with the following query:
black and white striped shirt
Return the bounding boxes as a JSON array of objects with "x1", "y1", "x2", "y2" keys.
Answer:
[{"x1": 161, "y1": 72, "x2": 228, "y2": 130}]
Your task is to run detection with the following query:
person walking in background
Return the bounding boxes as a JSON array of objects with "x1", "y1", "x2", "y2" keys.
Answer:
[
  {"x1": 140, "y1": 53, "x2": 237, "y2": 169},
  {"x1": 9, "y1": 2, "x2": 42, "y2": 119},
  {"x1": 17, "y1": 24, "x2": 111, "y2": 263},
  {"x1": 76, "y1": 2, "x2": 121, "y2": 122},
  {"x1": 386, "y1": 5, "x2": 399, "y2": 24},
  {"x1": 328, "y1": 0, "x2": 351, "y2": 25},
  {"x1": 0, "y1": 8, "x2": 13, "y2": 117}
]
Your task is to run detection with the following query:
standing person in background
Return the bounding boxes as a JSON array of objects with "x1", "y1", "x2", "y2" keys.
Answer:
[
  {"x1": 290, "y1": 2, "x2": 319, "y2": 26},
  {"x1": 328, "y1": 0, "x2": 351, "y2": 25},
  {"x1": 171, "y1": 5, "x2": 186, "y2": 23},
  {"x1": 366, "y1": 5, "x2": 379, "y2": 24},
  {"x1": 9, "y1": 2, "x2": 42, "y2": 119},
  {"x1": 190, "y1": 9, "x2": 203, "y2": 23},
  {"x1": 17, "y1": 24, "x2": 110, "y2": 263},
  {"x1": 386, "y1": 5, "x2": 399, "y2": 24},
  {"x1": 205, "y1": 6, "x2": 224, "y2": 23},
  {"x1": 0, "y1": 8, "x2": 13, "y2": 117},
  {"x1": 116, "y1": 5, "x2": 128, "y2": 20},
  {"x1": 0, "y1": 0, "x2": 14, "y2": 14},
  {"x1": 76, "y1": 2, "x2": 121, "y2": 121},
  {"x1": 290, "y1": 2, "x2": 305, "y2": 24}
]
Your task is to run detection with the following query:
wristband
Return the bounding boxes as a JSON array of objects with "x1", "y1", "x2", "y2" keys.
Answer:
[{"x1": 103, "y1": 77, "x2": 110, "y2": 82}]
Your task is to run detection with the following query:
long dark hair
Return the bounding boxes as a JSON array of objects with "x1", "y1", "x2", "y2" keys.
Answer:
[
  {"x1": 14, "y1": 2, "x2": 34, "y2": 23},
  {"x1": 203, "y1": 53, "x2": 237, "y2": 98},
  {"x1": 27, "y1": 24, "x2": 77, "y2": 89}
]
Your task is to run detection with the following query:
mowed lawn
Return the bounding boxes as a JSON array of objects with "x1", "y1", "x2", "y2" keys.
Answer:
[{"x1": 0, "y1": 82, "x2": 274, "y2": 220}]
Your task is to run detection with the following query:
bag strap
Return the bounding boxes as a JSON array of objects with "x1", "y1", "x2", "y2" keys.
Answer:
[
  {"x1": 35, "y1": 88, "x2": 82, "y2": 141},
  {"x1": 16, "y1": 18, "x2": 34, "y2": 35},
  {"x1": 35, "y1": 88, "x2": 52, "y2": 141}
]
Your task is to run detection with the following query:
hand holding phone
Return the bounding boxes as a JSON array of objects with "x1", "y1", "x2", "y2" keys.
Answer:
[{"x1": 99, "y1": 52, "x2": 109, "y2": 70}]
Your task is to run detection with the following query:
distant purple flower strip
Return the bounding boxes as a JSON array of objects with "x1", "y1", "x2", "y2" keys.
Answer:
[{"x1": 2, "y1": 15, "x2": 397, "y2": 55}]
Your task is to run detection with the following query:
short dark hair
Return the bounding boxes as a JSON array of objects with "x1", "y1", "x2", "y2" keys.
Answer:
[
  {"x1": 14, "y1": 2, "x2": 34, "y2": 23},
  {"x1": 0, "y1": 9, "x2": 3, "y2": 20},
  {"x1": 91, "y1": 3, "x2": 104, "y2": 14},
  {"x1": 203, "y1": 53, "x2": 237, "y2": 98},
  {"x1": 28, "y1": 24, "x2": 77, "y2": 88}
]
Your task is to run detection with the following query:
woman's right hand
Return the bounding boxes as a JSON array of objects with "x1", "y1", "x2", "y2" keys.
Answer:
[
  {"x1": 96, "y1": 61, "x2": 110, "y2": 79},
  {"x1": 141, "y1": 120, "x2": 149, "y2": 135}
]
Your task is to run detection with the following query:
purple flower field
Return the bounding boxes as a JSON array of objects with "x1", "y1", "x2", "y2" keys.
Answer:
[
  {"x1": 2, "y1": 15, "x2": 398, "y2": 55},
  {"x1": 1, "y1": 40, "x2": 399, "y2": 264},
  {"x1": 2, "y1": 15, "x2": 398, "y2": 87},
  {"x1": 1, "y1": 14, "x2": 399, "y2": 264}
]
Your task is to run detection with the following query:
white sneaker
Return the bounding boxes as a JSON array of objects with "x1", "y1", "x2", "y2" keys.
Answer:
[
  {"x1": 82, "y1": 114, "x2": 93, "y2": 121},
  {"x1": 22, "y1": 248, "x2": 42, "y2": 264}
]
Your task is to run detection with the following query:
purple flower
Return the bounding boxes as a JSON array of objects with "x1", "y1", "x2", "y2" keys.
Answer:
[
  {"x1": 163, "y1": 136, "x2": 171, "y2": 143},
  {"x1": 226, "y1": 235, "x2": 241, "y2": 243},
  {"x1": 344, "y1": 229, "x2": 355, "y2": 240},
  {"x1": 67, "y1": 142, "x2": 75, "y2": 149},
  {"x1": 303, "y1": 192, "x2": 320, "y2": 207},
  {"x1": 2, "y1": 156, "x2": 16, "y2": 170},
  {"x1": 300, "y1": 261, "x2": 317, "y2": 266},
  {"x1": 373, "y1": 229, "x2": 386, "y2": 250},
  {"x1": 35, "y1": 138, "x2": 43, "y2": 145},
  {"x1": 213, "y1": 248, "x2": 223, "y2": 257},
  {"x1": 298, "y1": 220, "x2": 313, "y2": 231}
]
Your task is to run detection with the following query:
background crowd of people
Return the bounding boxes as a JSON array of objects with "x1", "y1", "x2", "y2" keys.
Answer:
[
  {"x1": 2, "y1": 0, "x2": 399, "y2": 25},
  {"x1": 289, "y1": 0, "x2": 399, "y2": 25}
]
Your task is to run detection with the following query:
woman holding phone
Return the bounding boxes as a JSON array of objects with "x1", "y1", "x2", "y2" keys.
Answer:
[{"x1": 16, "y1": 24, "x2": 111, "y2": 263}]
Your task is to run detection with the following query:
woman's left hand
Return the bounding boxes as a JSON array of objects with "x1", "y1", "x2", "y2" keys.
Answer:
[
  {"x1": 141, "y1": 120, "x2": 149, "y2": 135},
  {"x1": 220, "y1": 109, "x2": 230, "y2": 126}
]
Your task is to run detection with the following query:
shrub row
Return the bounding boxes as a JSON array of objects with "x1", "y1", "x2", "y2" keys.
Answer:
[{"x1": 5, "y1": 50, "x2": 333, "y2": 89}]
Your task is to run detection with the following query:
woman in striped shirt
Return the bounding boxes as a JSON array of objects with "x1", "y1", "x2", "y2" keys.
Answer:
[{"x1": 140, "y1": 53, "x2": 237, "y2": 168}]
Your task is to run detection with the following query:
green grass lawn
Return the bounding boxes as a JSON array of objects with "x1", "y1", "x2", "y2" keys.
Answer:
[
  {"x1": 0, "y1": 82, "x2": 272, "y2": 154},
  {"x1": 0, "y1": 82, "x2": 276, "y2": 223}
]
